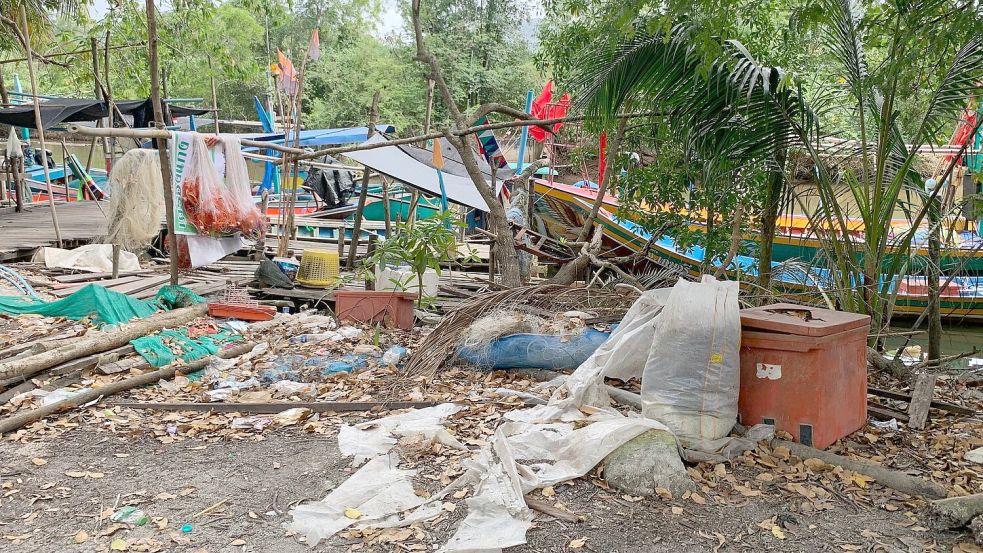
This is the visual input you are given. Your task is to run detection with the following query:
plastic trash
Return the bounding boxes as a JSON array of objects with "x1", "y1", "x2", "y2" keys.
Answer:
[
  {"x1": 111, "y1": 506, "x2": 149, "y2": 526},
  {"x1": 180, "y1": 523, "x2": 193, "y2": 533},
  {"x1": 337, "y1": 326, "x2": 362, "y2": 339},
  {"x1": 870, "y1": 418, "x2": 899, "y2": 431},
  {"x1": 381, "y1": 346, "x2": 408, "y2": 366},
  {"x1": 290, "y1": 332, "x2": 343, "y2": 344},
  {"x1": 271, "y1": 380, "x2": 317, "y2": 398},
  {"x1": 324, "y1": 361, "x2": 355, "y2": 375}
]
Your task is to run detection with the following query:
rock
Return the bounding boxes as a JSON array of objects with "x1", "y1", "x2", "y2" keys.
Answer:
[
  {"x1": 966, "y1": 447, "x2": 983, "y2": 465},
  {"x1": 972, "y1": 515, "x2": 983, "y2": 546},
  {"x1": 602, "y1": 429, "x2": 693, "y2": 497}
]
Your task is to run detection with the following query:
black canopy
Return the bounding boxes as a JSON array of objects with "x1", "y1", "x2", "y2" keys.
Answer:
[{"x1": 0, "y1": 98, "x2": 210, "y2": 130}]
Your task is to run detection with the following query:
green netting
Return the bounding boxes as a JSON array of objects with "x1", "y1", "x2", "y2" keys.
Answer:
[
  {"x1": 131, "y1": 328, "x2": 242, "y2": 367},
  {"x1": 0, "y1": 284, "x2": 205, "y2": 326}
]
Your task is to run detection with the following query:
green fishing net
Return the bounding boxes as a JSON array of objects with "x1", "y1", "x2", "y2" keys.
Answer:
[
  {"x1": 0, "y1": 284, "x2": 204, "y2": 325},
  {"x1": 131, "y1": 327, "x2": 242, "y2": 367}
]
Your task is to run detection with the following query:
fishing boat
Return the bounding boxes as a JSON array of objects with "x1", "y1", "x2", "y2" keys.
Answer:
[{"x1": 531, "y1": 181, "x2": 983, "y2": 320}]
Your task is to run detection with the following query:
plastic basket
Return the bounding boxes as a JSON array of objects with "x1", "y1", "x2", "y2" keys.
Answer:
[{"x1": 296, "y1": 250, "x2": 340, "y2": 287}]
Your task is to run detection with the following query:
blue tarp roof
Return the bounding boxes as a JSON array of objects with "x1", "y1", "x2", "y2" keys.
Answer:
[{"x1": 242, "y1": 125, "x2": 395, "y2": 148}]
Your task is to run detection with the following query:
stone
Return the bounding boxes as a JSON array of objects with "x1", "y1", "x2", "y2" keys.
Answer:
[
  {"x1": 965, "y1": 447, "x2": 983, "y2": 465},
  {"x1": 602, "y1": 429, "x2": 693, "y2": 497}
]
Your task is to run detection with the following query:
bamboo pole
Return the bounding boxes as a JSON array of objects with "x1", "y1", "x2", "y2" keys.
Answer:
[
  {"x1": 84, "y1": 37, "x2": 104, "y2": 175},
  {"x1": 104, "y1": 30, "x2": 116, "y2": 172},
  {"x1": 346, "y1": 90, "x2": 381, "y2": 269},
  {"x1": 146, "y1": 0, "x2": 179, "y2": 286},
  {"x1": 207, "y1": 56, "x2": 220, "y2": 134},
  {"x1": 65, "y1": 125, "x2": 305, "y2": 156},
  {"x1": 19, "y1": 5, "x2": 62, "y2": 247},
  {"x1": 280, "y1": 37, "x2": 316, "y2": 257},
  {"x1": 408, "y1": 78, "x2": 435, "y2": 226}
]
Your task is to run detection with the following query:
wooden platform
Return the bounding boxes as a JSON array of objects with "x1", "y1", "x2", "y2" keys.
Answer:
[{"x1": 0, "y1": 202, "x2": 109, "y2": 260}]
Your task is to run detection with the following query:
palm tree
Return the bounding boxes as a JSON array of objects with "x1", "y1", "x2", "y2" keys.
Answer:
[{"x1": 569, "y1": 0, "x2": 982, "y2": 337}]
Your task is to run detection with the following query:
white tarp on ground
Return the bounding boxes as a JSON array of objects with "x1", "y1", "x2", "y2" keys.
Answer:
[
  {"x1": 290, "y1": 277, "x2": 743, "y2": 551},
  {"x1": 36, "y1": 244, "x2": 141, "y2": 273}
]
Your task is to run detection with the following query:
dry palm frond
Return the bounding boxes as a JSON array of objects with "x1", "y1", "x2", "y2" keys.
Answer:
[{"x1": 403, "y1": 285, "x2": 636, "y2": 379}]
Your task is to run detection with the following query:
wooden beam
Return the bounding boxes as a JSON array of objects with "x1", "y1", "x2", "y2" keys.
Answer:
[{"x1": 907, "y1": 373, "x2": 938, "y2": 430}]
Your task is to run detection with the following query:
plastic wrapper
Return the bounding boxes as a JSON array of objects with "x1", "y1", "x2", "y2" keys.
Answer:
[
  {"x1": 180, "y1": 135, "x2": 238, "y2": 235},
  {"x1": 221, "y1": 135, "x2": 267, "y2": 238}
]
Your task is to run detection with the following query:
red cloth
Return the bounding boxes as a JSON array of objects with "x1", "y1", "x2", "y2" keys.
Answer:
[{"x1": 528, "y1": 81, "x2": 572, "y2": 142}]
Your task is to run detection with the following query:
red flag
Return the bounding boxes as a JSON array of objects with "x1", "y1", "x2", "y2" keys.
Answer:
[
  {"x1": 276, "y1": 50, "x2": 297, "y2": 95},
  {"x1": 308, "y1": 29, "x2": 321, "y2": 61},
  {"x1": 548, "y1": 93, "x2": 571, "y2": 134},
  {"x1": 528, "y1": 81, "x2": 554, "y2": 142}
]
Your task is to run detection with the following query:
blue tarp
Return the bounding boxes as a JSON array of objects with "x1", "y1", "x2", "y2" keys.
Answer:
[
  {"x1": 242, "y1": 125, "x2": 396, "y2": 149},
  {"x1": 456, "y1": 328, "x2": 614, "y2": 370}
]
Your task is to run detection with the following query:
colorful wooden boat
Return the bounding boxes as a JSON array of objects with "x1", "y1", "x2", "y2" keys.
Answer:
[{"x1": 531, "y1": 184, "x2": 983, "y2": 320}]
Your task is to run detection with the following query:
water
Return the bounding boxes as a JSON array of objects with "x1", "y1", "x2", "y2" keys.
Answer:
[{"x1": 884, "y1": 323, "x2": 983, "y2": 369}]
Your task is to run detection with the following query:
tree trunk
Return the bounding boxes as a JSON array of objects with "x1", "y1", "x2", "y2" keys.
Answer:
[
  {"x1": 0, "y1": 65, "x2": 9, "y2": 104},
  {"x1": 0, "y1": 304, "x2": 208, "y2": 382},
  {"x1": 927, "y1": 195, "x2": 941, "y2": 361},
  {"x1": 758, "y1": 158, "x2": 785, "y2": 294},
  {"x1": 713, "y1": 201, "x2": 744, "y2": 279}
]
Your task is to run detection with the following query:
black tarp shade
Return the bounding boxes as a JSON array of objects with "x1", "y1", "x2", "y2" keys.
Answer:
[{"x1": 0, "y1": 98, "x2": 210, "y2": 130}]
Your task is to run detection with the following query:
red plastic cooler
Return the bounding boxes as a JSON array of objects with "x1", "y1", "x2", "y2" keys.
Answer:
[{"x1": 738, "y1": 304, "x2": 871, "y2": 449}]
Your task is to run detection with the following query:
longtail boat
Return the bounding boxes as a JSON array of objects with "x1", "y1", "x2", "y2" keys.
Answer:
[{"x1": 531, "y1": 181, "x2": 983, "y2": 320}]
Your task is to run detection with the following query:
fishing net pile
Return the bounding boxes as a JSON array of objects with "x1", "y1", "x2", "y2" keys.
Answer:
[{"x1": 105, "y1": 149, "x2": 165, "y2": 251}]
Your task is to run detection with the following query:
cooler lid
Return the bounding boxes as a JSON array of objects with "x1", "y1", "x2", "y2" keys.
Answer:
[{"x1": 740, "y1": 303, "x2": 870, "y2": 337}]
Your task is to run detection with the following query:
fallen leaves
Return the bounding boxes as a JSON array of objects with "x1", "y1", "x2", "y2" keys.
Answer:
[
  {"x1": 64, "y1": 470, "x2": 104, "y2": 479},
  {"x1": 568, "y1": 537, "x2": 587, "y2": 549}
]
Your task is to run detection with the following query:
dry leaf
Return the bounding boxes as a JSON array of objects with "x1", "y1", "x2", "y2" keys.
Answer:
[
  {"x1": 569, "y1": 537, "x2": 587, "y2": 549},
  {"x1": 670, "y1": 506, "x2": 684, "y2": 515},
  {"x1": 110, "y1": 538, "x2": 128, "y2": 551},
  {"x1": 771, "y1": 525, "x2": 786, "y2": 540},
  {"x1": 690, "y1": 493, "x2": 706, "y2": 505},
  {"x1": 74, "y1": 530, "x2": 88, "y2": 543},
  {"x1": 441, "y1": 502, "x2": 456, "y2": 512},
  {"x1": 230, "y1": 539, "x2": 246, "y2": 546},
  {"x1": 64, "y1": 470, "x2": 87, "y2": 478},
  {"x1": 344, "y1": 507, "x2": 361, "y2": 520},
  {"x1": 30, "y1": 458, "x2": 47, "y2": 466},
  {"x1": 541, "y1": 486, "x2": 555, "y2": 498}
]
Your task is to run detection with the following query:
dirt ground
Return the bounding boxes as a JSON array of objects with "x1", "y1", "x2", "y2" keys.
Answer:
[{"x1": 0, "y1": 424, "x2": 969, "y2": 553}]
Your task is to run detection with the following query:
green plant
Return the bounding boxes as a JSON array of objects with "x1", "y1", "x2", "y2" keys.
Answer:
[{"x1": 362, "y1": 211, "x2": 462, "y2": 306}]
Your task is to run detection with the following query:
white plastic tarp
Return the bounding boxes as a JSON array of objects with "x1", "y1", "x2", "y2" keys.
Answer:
[
  {"x1": 36, "y1": 244, "x2": 141, "y2": 273},
  {"x1": 343, "y1": 135, "x2": 501, "y2": 211}
]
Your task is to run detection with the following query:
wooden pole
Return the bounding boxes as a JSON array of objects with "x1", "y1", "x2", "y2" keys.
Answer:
[
  {"x1": 66, "y1": 125, "x2": 303, "y2": 155},
  {"x1": 104, "y1": 31, "x2": 115, "y2": 173},
  {"x1": 84, "y1": 37, "x2": 105, "y2": 175},
  {"x1": 146, "y1": 0, "x2": 179, "y2": 286},
  {"x1": 408, "y1": 78, "x2": 435, "y2": 226},
  {"x1": 346, "y1": 90, "x2": 381, "y2": 269},
  {"x1": 19, "y1": 5, "x2": 62, "y2": 247},
  {"x1": 280, "y1": 39, "x2": 316, "y2": 257},
  {"x1": 382, "y1": 176, "x2": 392, "y2": 237},
  {"x1": 207, "y1": 56, "x2": 220, "y2": 134}
]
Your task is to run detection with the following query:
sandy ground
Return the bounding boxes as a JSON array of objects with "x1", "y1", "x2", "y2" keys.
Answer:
[{"x1": 0, "y1": 425, "x2": 967, "y2": 553}]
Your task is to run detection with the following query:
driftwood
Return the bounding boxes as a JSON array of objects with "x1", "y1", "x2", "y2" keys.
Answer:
[
  {"x1": 927, "y1": 494, "x2": 983, "y2": 529},
  {"x1": 0, "y1": 304, "x2": 208, "y2": 382},
  {"x1": 0, "y1": 340, "x2": 256, "y2": 435},
  {"x1": 775, "y1": 439, "x2": 946, "y2": 499},
  {"x1": 524, "y1": 495, "x2": 584, "y2": 523}
]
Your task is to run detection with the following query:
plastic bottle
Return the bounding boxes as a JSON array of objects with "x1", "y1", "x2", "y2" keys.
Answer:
[
  {"x1": 382, "y1": 346, "x2": 408, "y2": 366},
  {"x1": 289, "y1": 332, "x2": 341, "y2": 344}
]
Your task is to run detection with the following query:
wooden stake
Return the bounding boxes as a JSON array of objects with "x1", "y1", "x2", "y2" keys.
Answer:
[
  {"x1": 907, "y1": 372, "x2": 938, "y2": 430},
  {"x1": 146, "y1": 0, "x2": 179, "y2": 286},
  {"x1": 346, "y1": 90, "x2": 381, "y2": 269},
  {"x1": 19, "y1": 5, "x2": 62, "y2": 247}
]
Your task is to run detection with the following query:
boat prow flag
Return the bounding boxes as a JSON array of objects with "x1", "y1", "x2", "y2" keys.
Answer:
[{"x1": 308, "y1": 29, "x2": 321, "y2": 61}]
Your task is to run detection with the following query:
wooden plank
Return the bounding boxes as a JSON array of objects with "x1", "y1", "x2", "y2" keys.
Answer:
[
  {"x1": 868, "y1": 402, "x2": 910, "y2": 423},
  {"x1": 907, "y1": 373, "x2": 938, "y2": 430},
  {"x1": 50, "y1": 275, "x2": 143, "y2": 294},
  {"x1": 110, "y1": 400, "x2": 439, "y2": 413},
  {"x1": 52, "y1": 269, "x2": 155, "y2": 283}
]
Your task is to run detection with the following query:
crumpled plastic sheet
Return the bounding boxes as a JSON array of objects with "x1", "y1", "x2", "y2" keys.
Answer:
[
  {"x1": 291, "y1": 453, "x2": 426, "y2": 546},
  {"x1": 337, "y1": 403, "x2": 466, "y2": 466}
]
